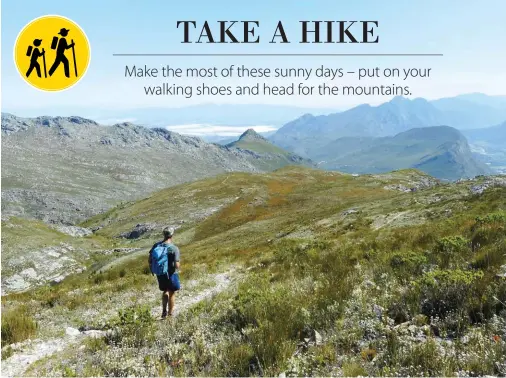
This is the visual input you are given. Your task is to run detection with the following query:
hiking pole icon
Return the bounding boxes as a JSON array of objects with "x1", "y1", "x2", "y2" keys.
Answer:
[
  {"x1": 71, "y1": 39, "x2": 78, "y2": 77},
  {"x1": 42, "y1": 48, "x2": 47, "y2": 78}
]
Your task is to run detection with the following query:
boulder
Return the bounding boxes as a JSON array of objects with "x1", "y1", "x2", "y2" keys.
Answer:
[
  {"x1": 342, "y1": 208, "x2": 359, "y2": 216},
  {"x1": 83, "y1": 330, "x2": 106, "y2": 338},
  {"x1": 120, "y1": 223, "x2": 157, "y2": 239},
  {"x1": 65, "y1": 327, "x2": 81, "y2": 336},
  {"x1": 314, "y1": 330, "x2": 323, "y2": 345}
]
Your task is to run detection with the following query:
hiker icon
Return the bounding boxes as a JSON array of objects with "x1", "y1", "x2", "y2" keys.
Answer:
[
  {"x1": 25, "y1": 39, "x2": 47, "y2": 78},
  {"x1": 15, "y1": 15, "x2": 90, "y2": 91},
  {"x1": 48, "y1": 28, "x2": 78, "y2": 78}
]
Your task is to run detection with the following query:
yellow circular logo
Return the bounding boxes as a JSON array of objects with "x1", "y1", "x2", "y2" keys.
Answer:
[{"x1": 14, "y1": 15, "x2": 90, "y2": 91}]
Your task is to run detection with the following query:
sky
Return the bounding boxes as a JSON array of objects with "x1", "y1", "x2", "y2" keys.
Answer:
[{"x1": 2, "y1": 0, "x2": 506, "y2": 122}]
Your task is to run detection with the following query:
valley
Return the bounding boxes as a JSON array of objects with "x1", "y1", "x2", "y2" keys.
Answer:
[{"x1": 1, "y1": 167, "x2": 505, "y2": 376}]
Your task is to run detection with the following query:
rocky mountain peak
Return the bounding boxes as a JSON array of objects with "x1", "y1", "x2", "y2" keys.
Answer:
[{"x1": 238, "y1": 128, "x2": 267, "y2": 142}]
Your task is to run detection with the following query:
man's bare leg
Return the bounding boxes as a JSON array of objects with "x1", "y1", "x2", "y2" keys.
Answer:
[
  {"x1": 162, "y1": 291, "x2": 169, "y2": 317},
  {"x1": 168, "y1": 291, "x2": 176, "y2": 316}
]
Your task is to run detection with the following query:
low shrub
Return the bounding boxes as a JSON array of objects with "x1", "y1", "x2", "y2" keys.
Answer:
[
  {"x1": 389, "y1": 250, "x2": 428, "y2": 277},
  {"x1": 1, "y1": 346, "x2": 14, "y2": 360},
  {"x1": 1, "y1": 306, "x2": 38, "y2": 346},
  {"x1": 218, "y1": 342, "x2": 255, "y2": 376},
  {"x1": 434, "y1": 236, "x2": 471, "y2": 268},
  {"x1": 106, "y1": 305, "x2": 154, "y2": 348},
  {"x1": 399, "y1": 339, "x2": 442, "y2": 376},
  {"x1": 415, "y1": 269, "x2": 483, "y2": 320},
  {"x1": 472, "y1": 211, "x2": 506, "y2": 251},
  {"x1": 342, "y1": 361, "x2": 367, "y2": 377}
]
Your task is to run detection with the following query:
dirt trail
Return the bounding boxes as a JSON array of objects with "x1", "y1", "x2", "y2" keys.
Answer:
[
  {"x1": 150, "y1": 271, "x2": 232, "y2": 317},
  {"x1": 372, "y1": 211, "x2": 410, "y2": 230},
  {"x1": 1, "y1": 271, "x2": 235, "y2": 378}
]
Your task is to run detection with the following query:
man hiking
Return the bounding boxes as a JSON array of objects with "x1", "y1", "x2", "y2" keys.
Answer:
[
  {"x1": 149, "y1": 227, "x2": 181, "y2": 318},
  {"x1": 48, "y1": 28, "x2": 75, "y2": 78},
  {"x1": 25, "y1": 39, "x2": 45, "y2": 78}
]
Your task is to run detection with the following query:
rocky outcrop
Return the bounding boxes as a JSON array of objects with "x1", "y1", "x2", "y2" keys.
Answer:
[
  {"x1": 120, "y1": 223, "x2": 158, "y2": 239},
  {"x1": 470, "y1": 176, "x2": 506, "y2": 195}
]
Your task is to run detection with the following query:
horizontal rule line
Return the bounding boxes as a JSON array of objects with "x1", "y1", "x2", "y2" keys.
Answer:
[{"x1": 112, "y1": 53, "x2": 443, "y2": 57}]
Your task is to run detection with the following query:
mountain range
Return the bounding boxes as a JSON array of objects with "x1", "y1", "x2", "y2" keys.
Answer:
[
  {"x1": 431, "y1": 93, "x2": 506, "y2": 128},
  {"x1": 1, "y1": 113, "x2": 309, "y2": 224},
  {"x1": 4, "y1": 104, "x2": 336, "y2": 128},
  {"x1": 269, "y1": 94, "x2": 505, "y2": 178},
  {"x1": 272, "y1": 97, "x2": 444, "y2": 152},
  {"x1": 2, "y1": 93, "x2": 504, "y2": 224},
  {"x1": 270, "y1": 95, "x2": 506, "y2": 154}
]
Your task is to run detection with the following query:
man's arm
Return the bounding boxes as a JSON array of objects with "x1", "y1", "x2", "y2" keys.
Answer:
[
  {"x1": 175, "y1": 246, "x2": 181, "y2": 269},
  {"x1": 64, "y1": 40, "x2": 75, "y2": 49}
]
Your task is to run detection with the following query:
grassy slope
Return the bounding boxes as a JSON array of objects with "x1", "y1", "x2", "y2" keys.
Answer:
[
  {"x1": 226, "y1": 137, "x2": 310, "y2": 171},
  {"x1": 230, "y1": 139, "x2": 290, "y2": 155},
  {"x1": 2, "y1": 167, "x2": 506, "y2": 376}
]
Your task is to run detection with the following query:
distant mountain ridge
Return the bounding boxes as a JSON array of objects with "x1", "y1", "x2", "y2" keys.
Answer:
[
  {"x1": 269, "y1": 94, "x2": 505, "y2": 178},
  {"x1": 271, "y1": 94, "x2": 506, "y2": 154},
  {"x1": 463, "y1": 121, "x2": 506, "y2": 145},
  {"x1": 270, "y1": 96, "x2": 449, "y2": 155},
  {"x1": 3, "y1": 104, "x2": 337, "y2": 128},
  {"x1": 431, "y1": 93, "x2": 506, "y2": 129},
  {"x1": 1, "y1": 113, "x2": 309, "y2": 223},
  {"x1": 317, "y1": 126, "x2": 490, "y2": 180}
]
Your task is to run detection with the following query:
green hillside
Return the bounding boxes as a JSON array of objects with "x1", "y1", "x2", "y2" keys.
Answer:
[
  {"x1": 226, "y1": 129, "x2": 314, "y2": 170},
  {"x1": 2, "y1": 167, "x2": 506, "y2": 376},
  {"x1": 228, "y1": 130, "x2": 288, "y2": 155}
]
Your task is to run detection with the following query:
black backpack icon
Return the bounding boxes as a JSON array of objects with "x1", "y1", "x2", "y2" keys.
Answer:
[
  {"x1": 26, "y1": 45, "x2": 33, "y2": 56},
  {"x1": 51, "y1": 36, "x2": 58, "y2": 50}
]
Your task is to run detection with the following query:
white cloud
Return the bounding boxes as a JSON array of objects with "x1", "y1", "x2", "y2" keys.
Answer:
[{"x1": 165, "y1": 124, "x2": 277, "y2": 136}]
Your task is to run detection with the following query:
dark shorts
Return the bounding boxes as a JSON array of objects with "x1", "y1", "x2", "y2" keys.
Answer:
[{"x1": 156, "y1": 273, "x2": 180, "y2": 292}]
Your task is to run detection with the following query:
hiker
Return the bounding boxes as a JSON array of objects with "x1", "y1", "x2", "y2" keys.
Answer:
[
  {"x1": 149, "y1": 227, "x2": 181, "y2": 318},
  {"x1": 48, "y1": 28, "x2": 74, "y2": 78},
  {"x1": 25, "y1": 39, "x2": 45, "y2": 78}
]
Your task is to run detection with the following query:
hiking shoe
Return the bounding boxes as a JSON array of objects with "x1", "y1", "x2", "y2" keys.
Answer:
[{"x1": 161, "y1": 310, "x2": 168, "y2": 319}]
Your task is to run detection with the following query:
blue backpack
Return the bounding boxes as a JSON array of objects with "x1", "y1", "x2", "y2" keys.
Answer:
[{"x1": 149, "y1": 243, "x2": 176, "y2": 276}]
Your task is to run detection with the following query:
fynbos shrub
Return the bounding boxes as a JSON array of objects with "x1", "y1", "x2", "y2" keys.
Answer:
[
  {"x1": 415, "y1": 269, "x2": 483, "y2": 319},
  {"x1": 435, "y1": 236, "x2": 471, "y2": 268},
  {"x1": 1, "y1": 306, "x2": 38, "y2": 346}
]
